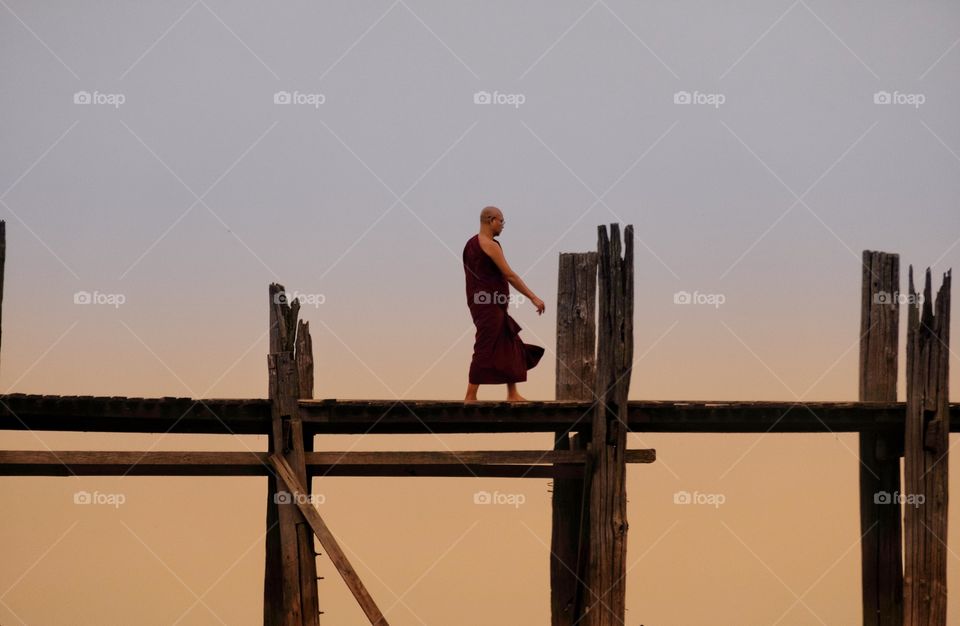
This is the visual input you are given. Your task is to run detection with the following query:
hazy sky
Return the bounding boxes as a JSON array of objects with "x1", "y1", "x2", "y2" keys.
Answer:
[{"x1": 1, "y1": 1, "x2": 958, "y2": 624}]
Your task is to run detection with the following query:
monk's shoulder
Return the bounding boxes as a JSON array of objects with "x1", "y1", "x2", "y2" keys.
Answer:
[{"x1": 477, "y1": 235, "x2": 502, "y2": 254}]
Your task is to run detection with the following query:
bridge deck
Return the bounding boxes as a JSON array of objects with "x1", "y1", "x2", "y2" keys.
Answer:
[{"x1": 0, "y1": 394, "x2": 956, "y2": 435}]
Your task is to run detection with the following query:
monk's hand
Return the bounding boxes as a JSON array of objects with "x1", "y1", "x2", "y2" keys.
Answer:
[{"x1": 532, "y1": 296, "x2": 545, "y2": 315}]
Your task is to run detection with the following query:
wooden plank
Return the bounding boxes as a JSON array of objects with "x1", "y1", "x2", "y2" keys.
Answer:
[
  {"x1": 307, "y1": 464, "x2": 578, "y2": 479},
  {"x1": 0, "y1": 449, "x2": 655, "y2": 476},
  {"x1": 271, "y1": 453, "x2": 389, "y2": 626},
  {"x1": 551, "y1": 251, "x2": 597, "y2": 626},
  {"x1": 3, "y1": 394, "x2": 960, "y2": 434},
  {"x1": 298, "y1": 399, "x2": 960, "y2": 434},
  {"x1": 858, "y1": 250, "x2": 903, "y2": 626},
  {"x1": 583, "y1": 224, "x2": 634, "y2": 626},
  {"x1": 903, "y1": 266, "x2": 951, "y2": 626},
  {"x1": 0, "y1": 395, "x2": 270, "y2": 434}
]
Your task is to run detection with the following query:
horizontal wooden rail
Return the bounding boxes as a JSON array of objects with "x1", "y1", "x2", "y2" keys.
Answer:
[
  {"x1": 0, "y1": 449, "x2": 656, "y2": 476},
  {"x1": 3, "y1": 394, "x2": 959, "y2": 434}
]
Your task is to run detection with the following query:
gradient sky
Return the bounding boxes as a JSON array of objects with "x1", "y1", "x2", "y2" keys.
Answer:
[{"x1": 1, "y1": 1, "x2": 959, "y2": 624}]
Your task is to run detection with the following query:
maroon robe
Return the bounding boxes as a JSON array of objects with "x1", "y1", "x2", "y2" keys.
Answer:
[{"x1": 463, "y1": 233, "x2": 544, "y2": 384}]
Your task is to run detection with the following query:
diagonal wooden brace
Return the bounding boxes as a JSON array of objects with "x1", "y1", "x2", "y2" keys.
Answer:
[{"x1": 270, "y1": 453, "x2": 389, "y2": 626}]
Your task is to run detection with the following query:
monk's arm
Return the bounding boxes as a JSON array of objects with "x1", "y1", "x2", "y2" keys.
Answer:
[{"x1": 480, "y1": 239, "x2": 540, "y2": 302}]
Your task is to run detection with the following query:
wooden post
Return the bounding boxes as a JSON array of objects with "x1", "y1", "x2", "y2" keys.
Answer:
[
  {"x1": 903, "y1": 266, "x2": 951, "y2": 626},
  {"x1": 0, "y1": 215, "x2": 4, "y2": 548},
  {"x1": 551, "y1": 251, "x2": 597, "y2": 626},
  {"x1": 858, "y1": 250, "x2": 903, "y2": 626},
  {"x1": 0, "y1": 220, "x2": 5, "y2": 372},
  {"x1": 582, "y1": 224, "x2": 633, "y2": 626},
  {"x1": 264, "y1": 284, "x2": 320, "y2": 626}
]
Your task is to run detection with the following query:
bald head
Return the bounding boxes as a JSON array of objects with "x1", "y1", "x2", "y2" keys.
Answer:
[
  {"x1": 479, "y1": 205, "x2": 504, "y2": 237},
  {"x1": 480, "y1": 206, "x2": 502, "y2": 223}
]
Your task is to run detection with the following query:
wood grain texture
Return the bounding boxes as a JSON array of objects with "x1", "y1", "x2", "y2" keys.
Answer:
[
  {"x1": 858, "y1": 251, "x2": 903, "y2": 626},
  {"x1": 903, "y1": 267, "x2": 951, "y2": 626}
]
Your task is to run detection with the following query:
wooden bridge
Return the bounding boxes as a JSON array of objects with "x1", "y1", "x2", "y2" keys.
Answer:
[{"x1": 0, "y1": 221, "x2": 953, "y2": 625}]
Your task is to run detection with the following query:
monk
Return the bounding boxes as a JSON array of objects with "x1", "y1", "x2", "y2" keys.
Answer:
[{"x1": 463, "y1": 206, "x2": 546, "y2": 402}]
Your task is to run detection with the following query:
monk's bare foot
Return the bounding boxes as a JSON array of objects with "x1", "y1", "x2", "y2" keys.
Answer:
[
  {"x1": 506, "y1": 394, "x2": 528, "y2": 402},
  {"x1": 464, "y1": 396, "x2": 479, "y2": 404}
]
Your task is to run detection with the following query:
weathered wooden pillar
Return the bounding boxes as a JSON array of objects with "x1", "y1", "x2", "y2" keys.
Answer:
[
  {"x1": 858, "y1": 250, "x2": 903, "y2": 626},
  {"x1": 903, "y1": 266, "x2": 951, "y2": 626},
  {"x1": 264, "y1": 284, "x2": 320, "y2": 626},
  {"x1": 0, "y1": 220, "x2": 5, "y2": 365},
  {"x1": 582, "y1": 224, "x2": 633, "y2": 626},
  {"x1": 551, "y1": 251, "x2": 597, "y2": 626}
]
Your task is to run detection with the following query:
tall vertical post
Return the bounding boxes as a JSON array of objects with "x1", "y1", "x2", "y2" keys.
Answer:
[
  {"x1": 0, "y1": 220, "x2": 5, "y2": 373},
  {"x1": 858, "y1": 250, "x2": 903, "y2": 626},
  {"x1": 582, "y1": 224, "x2": 633, "y2": 626},
  {"x1": 264, "y1": 284, "x2": 320, "y2": 626},
  {"x1": 903, "y1": 266, "x2": 951, "y2": 626},
  {"x1": 551, "y1": 251, "x2": 597, "y2": 626}
]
